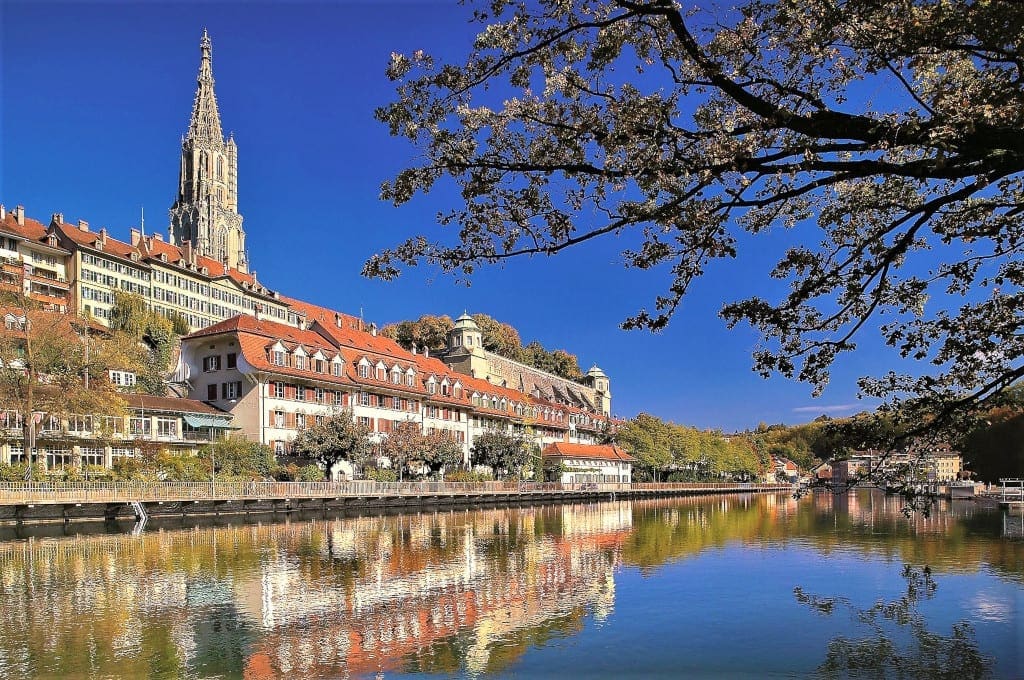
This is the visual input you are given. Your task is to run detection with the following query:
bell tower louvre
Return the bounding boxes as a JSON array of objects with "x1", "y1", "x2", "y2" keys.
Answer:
[{"x1": 169, "y1": 29, "x2": 249, "y2": 273}]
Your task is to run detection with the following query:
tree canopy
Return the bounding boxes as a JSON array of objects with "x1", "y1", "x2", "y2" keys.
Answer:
[
  {"x1": 290, "y1": 410, "x2": 373, "y2": 479},
  {"x1": 368, "y1": 0, "x2": 1024, "y2": 446},
  {"x1": 470, "y1": 429, "x2": 530, "y2": 479}
]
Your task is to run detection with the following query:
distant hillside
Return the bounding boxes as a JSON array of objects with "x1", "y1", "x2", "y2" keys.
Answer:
[
  {"x1": 380, "y1": 313, "x2": 584, "y2": 382},
  {"x1": 961, "y1": 410, "x2": 1024, "y2": 481}
]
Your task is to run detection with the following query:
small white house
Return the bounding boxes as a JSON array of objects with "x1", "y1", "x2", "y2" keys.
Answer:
[{"x1": 542, "y1": 442, "x2": 633, "y2": 484}]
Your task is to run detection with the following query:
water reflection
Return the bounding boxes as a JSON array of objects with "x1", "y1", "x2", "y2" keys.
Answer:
[{"x1": 0, "y1": 491, "x2": 1019, "y2": 678}]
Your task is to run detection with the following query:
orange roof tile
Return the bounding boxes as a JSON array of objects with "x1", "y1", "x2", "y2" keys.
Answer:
[{"x1": 542, "y1": 442, "x2": 633, "y2": 462}]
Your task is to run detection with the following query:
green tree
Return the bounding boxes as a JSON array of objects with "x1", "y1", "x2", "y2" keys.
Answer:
[
  {"x1": 368, "y1": 0, "x2": 1024, "y2": 448},
  {"x1": 470, "y1": 430, "x2": 529, "y2": 479},
  {"x1": 291, "y1": 410, "x2": 373, "y2": 480},
  {"x1": 380, "y1": 420, "x2": 429, "y2": 479},
  {"x1": 616, "y1": 414, "x2": 672, "y2": 481},
  {"x1": 199, "y1": 438, "x2": 276, "y2": 480},
  {"x1": 472, "y1": 313, "x2": 523, "y2": 357}
]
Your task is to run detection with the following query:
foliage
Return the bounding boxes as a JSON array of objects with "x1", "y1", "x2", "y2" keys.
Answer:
[
  {"x1": 109, "y1": 291, "x2": 181, "y2": 396},
  {"x1": 0, "y1": 292, "x2": 136, "y2": 466},
  {"x1": 796, "y1": 565, "x2": 991, "y2": 679},
  {"x1": 154, "y1": 450, "x2": 208, "y2": 482},
  {"x1": 381, "y1": 313, "x2": 454, "y2": 352},
  {"x1": 365, "y1": 466, "x2": 398, "y2": 482},
  {"x1": 368, "y1": 0, "x2": 1024, "y2": 448},
  {"x1": 959, "y1": 407, "x2": 1024, "y2": 481},
  {"x1": 297, "y1": 464, "x2": 324, "y2": 482},
  {"x1": 379, "y1": 420, "x2": 430, "y2": 479},
  {"x1": 199, "y1": 438, "x2": 277, "y2": 481},
  {"x1": 618, "y1": 413, "x2": 763, "y2": 481},
  {"x1": 290, "y1": 410, "x2": 373, "y2": 480},
  {"x1": 444, "y1": 469, "x2": 494, "y2": 482},
  {"x1": 516, "y1": 342, "x2": 583, "y2": 381},
  {"x1": 470, "y1": 429, "x2": 529, "y2": 479},
  {"x1": 422, "y1": 431, "x2": 465, "y2": 477}
]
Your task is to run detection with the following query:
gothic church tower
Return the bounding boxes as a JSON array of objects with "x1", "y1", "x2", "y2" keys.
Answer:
[{"x1": 169, "y1": 30, "x2": 249, "y2": 272}]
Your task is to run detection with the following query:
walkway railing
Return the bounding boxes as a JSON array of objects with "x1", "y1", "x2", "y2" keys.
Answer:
[{"x1": 0, "y1": 481, "x2": 790, "y2": 505}]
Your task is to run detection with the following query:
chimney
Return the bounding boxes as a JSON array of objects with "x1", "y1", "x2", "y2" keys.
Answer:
[
  {"x1": 411, "y1": 343, "x2": 418, "y2": 355},
  {"x1": 77, "y1": 219, "x2": 89, "y2": 232},
  {"x1": 50, "y1": 212, "x2": 64, "y2": 227},
  {"x1": 424, "y1": 346, "x2": 429, "y2": 358},
  {"x1": 254, "y1": 304, "x2": 262, "y2": 321},
  {"x1": 0, "y1": 205, "x2": 6, "y2": 220},
  {"x1": 13, "y1": 205, "x2": 25, "y2": 226},
  {"x1": 154, "y1": 233, "x2": 163, "y2": 242},
  {"x1": 370, "y1": 323, "x2": 378, "y2": 337},
  {"x1": 129, "y1": 228, "x2": 141, "y2": 246},
  {"x1": 98, "y1": 228, "x2": 107, "y2": 248},
  {"x1": 334, "y1": 313, "x2": 341, "y2": 328},
  {"x1": 182, "y1": 240, "x2": 193, "y2": 264}
]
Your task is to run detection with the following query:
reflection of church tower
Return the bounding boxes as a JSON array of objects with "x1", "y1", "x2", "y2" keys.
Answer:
[{"x1": 169, "y1": 30, "x2": 249, "y2": 273}]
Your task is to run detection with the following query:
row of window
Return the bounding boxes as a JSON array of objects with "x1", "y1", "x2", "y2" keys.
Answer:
[
  {"x1": 270, "y1": 349, "x2": 345, "y2": 376},
  {"x1": 82, "y1": 285, "x2": 115, "y2": 304},
  {"x1": 208, "y1": 381, "x2": 242, "y2": 401},
  {"x1": 82, "y1": 253, "x2": 150, "y2": 281}
]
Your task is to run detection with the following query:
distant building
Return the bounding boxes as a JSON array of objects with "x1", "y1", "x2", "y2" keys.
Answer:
[
  {"x1": 0, "y1": 206, "x2": 71, "y2": 312},
  {"x1": 441, "y1": 313, "x2": 612, "y2": 416},
  {"x1": 542, "y1": 442, "x2": 633, "y2": 484}
]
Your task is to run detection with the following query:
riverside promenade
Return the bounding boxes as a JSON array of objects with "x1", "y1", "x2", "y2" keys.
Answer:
[{"x1": 0, "y1": 480, "x2": 792, "y2": 524}]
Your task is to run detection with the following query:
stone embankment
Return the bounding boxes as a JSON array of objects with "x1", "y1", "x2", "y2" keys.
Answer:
[{"x1": 0, "y1": 480, "x2": 793, "y2": 525}]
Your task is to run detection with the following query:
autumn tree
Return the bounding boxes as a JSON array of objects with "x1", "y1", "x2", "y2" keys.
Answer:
[
  {"x1": 422, "y1": 431, "x2": 466, "y2": 478},
  {"x1": 0, "y1": 292, "x2": 143, "y2": 472},
  {"x1": 109, "y1": 291, "x2": 181, "y2": 395},
  {"x1": 380, "y1": 314, "x2": 454, "y2": 353},
  {"x1": 291, "y1": 410, "x2": 373, "y2": 480},
  {"x1": 369, "y1": 0, "x2": 1024, "y2": 451},
  {"x1": 379, "y1": 419, "x2": 429, "y2": 479},
  {"x1": 470, "y1": 429, "x2": 529, "y2": 479}
]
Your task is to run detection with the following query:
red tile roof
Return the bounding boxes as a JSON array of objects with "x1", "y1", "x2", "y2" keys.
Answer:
[{"x1": 542, "y1": 442, "x2": 633, "y2": 462}]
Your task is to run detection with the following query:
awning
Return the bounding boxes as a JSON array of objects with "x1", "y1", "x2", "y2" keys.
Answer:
[{"x1": 183, "y1": 414, "x2": 234, "y2": 428}]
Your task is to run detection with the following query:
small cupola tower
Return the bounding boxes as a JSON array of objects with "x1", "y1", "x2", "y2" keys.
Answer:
[
  {"x1": 586, "y1": 364, "x2": 612, "y2": 416},
  {"x1": 449, "y1": 312, "x2": 483, "y2": 352}
]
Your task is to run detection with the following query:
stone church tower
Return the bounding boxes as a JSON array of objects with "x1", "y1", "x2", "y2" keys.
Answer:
[{"x1": 169, "y1": 30, "x2": 249, "y2": 273}]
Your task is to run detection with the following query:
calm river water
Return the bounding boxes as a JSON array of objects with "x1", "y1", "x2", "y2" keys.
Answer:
[{"x1": 0, "y1": 490, "x2": 1020, "y2": 679}]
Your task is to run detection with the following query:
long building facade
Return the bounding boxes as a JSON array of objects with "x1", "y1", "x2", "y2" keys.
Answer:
[{"x1": 177, "y1": 314, "x2": 613, "y2": 478}]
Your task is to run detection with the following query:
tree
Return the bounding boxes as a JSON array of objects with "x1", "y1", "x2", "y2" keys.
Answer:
[
  {"x1": 472, "y1": 313, "x2": 522, "y2": 357},
  {"x1": 290, "y1": 410, "x2": 373, "y2": 480},
  {"x1": 109, "y1": 291, "x2": 182, "y2": 396},
  {"x1": 368, "y1": 0, "x2": 1024, "y2": 449},
  {"x1": 379, "y1": 419, "x2": 429, "y2": 479},
  {"x1": 422, "y1": 431, "x2": 465, "y2": 478},
  {"x1": 616, "y1": 413, "x2": 672, "y2": 481},
  {"x1": 380, "y1": 314, "x2": 454, "y2": 352},
  {"x1": 470, "y1": 429, "x2": 529, "y2": 479},
  {"x1": 199, "y1": 438, "x2": 277, "y2": 480},
  {"x1": 0, "y1": 293, "x2": 140, "y2": 473}
]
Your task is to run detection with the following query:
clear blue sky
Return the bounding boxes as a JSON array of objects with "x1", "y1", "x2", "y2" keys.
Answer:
[{"x1": 1, "y1": 1, "x2": 890, "y2": 431}]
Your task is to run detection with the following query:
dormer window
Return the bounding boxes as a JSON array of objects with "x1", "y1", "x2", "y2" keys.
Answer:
[
  {"x1": 332, "y1": 358, "x2": 343, "y2": 377},
  {"x1": 358, "y1": 358, "x2": 370, "y2": 379},
  {"x1": 441, "y1": 378, "x2": 450, "y2": 396},
  {"x1": 271, "y1": 350, "x2": 284, "y2": 366},
  {"x1": 453, "y1": 383, "x2": 462, "y2": 399},
  {"x1": 405, "y1": 368, "x2": 415, "y2": 387},
  {"x1": 375, "y1": 362, "x2": 387, "y2": 381},
  {"x1": 427, "y1": 377, "x2": 437, "y2": 395},
  {"x1": 295, "y1": 355, "x2": 306, "y2": 370},
  {"x1": 391, "y1": 367, "x2": 402, "y2": 385}
]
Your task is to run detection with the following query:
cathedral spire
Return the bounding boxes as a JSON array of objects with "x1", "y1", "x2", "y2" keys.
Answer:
[{"x1": 187, "y1": 28, "x2": 223, "y2": 143}]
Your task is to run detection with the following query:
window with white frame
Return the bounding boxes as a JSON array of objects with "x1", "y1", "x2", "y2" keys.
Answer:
[
  {"x1": 296, "y1": 385, "x2": 306, "y2": 401},
  {"x1": 109, "y1": 370, "x2": 137, "y2": 387},
  {"x1": 332, "y1": 360, "x2": 343, "y2": 377},
  {"x1": 156, "y1": 417, "x2": 178, "y2": 438},
  {"x1": 315, "y1": 387, "x2": 325, "y2": 403},
  {"x1": 111, "y1": 446, "x2": 134, "y2": 460},
  {"x1": 332, "y1": 391, "x2": 343, "y2": 406},
  {"x1": 358, "y1": 362, "x2": 370, "y2": 378},
  {"x1": 360, "y1": 392, "x2": 370, "y2": 407},
  {"x1": 274, "y1": 441, "x2": 285, "y2": 455},
  {"x1": 428, "y1": 378, "x2": 437, "y2": 394},
  {"x1": 223, "y1": 381, "x2": 241, "y2": 399},
  {"x1": 81, "y1": 446, "x2": 105, "y2": 468},
  {"x1": 295, "y1": 413, "x2": 306, "y2": 429},
  {"x1": 274, "y1": 411, "x2": 284, "y2": 427},
  {"x1": 295, "y1": 354, "x2": 306, "y2": 370},
  {"x1": 203, "y1": 355, "x2": 221, "y2": 372},
  {"x1": 129, "y1": 417, "x2": 151, "y2": 436},
  {"x1": 392, "y1": 396, "x2": 401, "y2": 410},
  {"x1": 272, "y1": 350, "x2": 285, "y2": 366},
  {"x1": 274, "y1": 382, "x2": 285, "y2": 398},
  {"x1": 391, "y1": 368, "x2": 402, "y2": 385},
  {"x1": 406, "y1": 370, "x2": 415, "y2": 387}
]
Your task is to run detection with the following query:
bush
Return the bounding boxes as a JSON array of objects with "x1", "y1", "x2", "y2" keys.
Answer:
[
  {"x1": 444, "y1": 470, "x2": 494, "y2": 482},
  {"x1": 297, "y1": 464, "x2": 324, "y2": 482},
  {"x1": 365, "y1": 467, "x2": 397, "y2": 482}
]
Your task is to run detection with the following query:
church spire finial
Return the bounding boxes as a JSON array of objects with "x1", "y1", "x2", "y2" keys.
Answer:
[{"x1": 187, "y1": 29, "x2": 223, "y2": 143}]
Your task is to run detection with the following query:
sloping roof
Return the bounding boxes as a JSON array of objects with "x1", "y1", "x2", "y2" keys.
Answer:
[
  {"x1": 123, "y1": 394, "x2": 231, "y2": 416},
  {"x1": 542, "y1": 442, "x2": 633, "y2": 462}
]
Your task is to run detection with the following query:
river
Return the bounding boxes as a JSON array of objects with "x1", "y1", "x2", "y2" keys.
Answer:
[{"x1": 0, "y1": 489, "x2": 1020, "y2": 678}]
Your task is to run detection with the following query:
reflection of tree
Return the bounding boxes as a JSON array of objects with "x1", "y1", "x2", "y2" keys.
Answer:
[{"x1": 795, "y1": 566, "x2": 992, "y2": 679}]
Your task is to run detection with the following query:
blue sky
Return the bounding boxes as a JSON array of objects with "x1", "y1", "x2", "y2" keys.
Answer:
[{"x1": 1, "y1": 2, "x2": 891, "y2": 430}]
